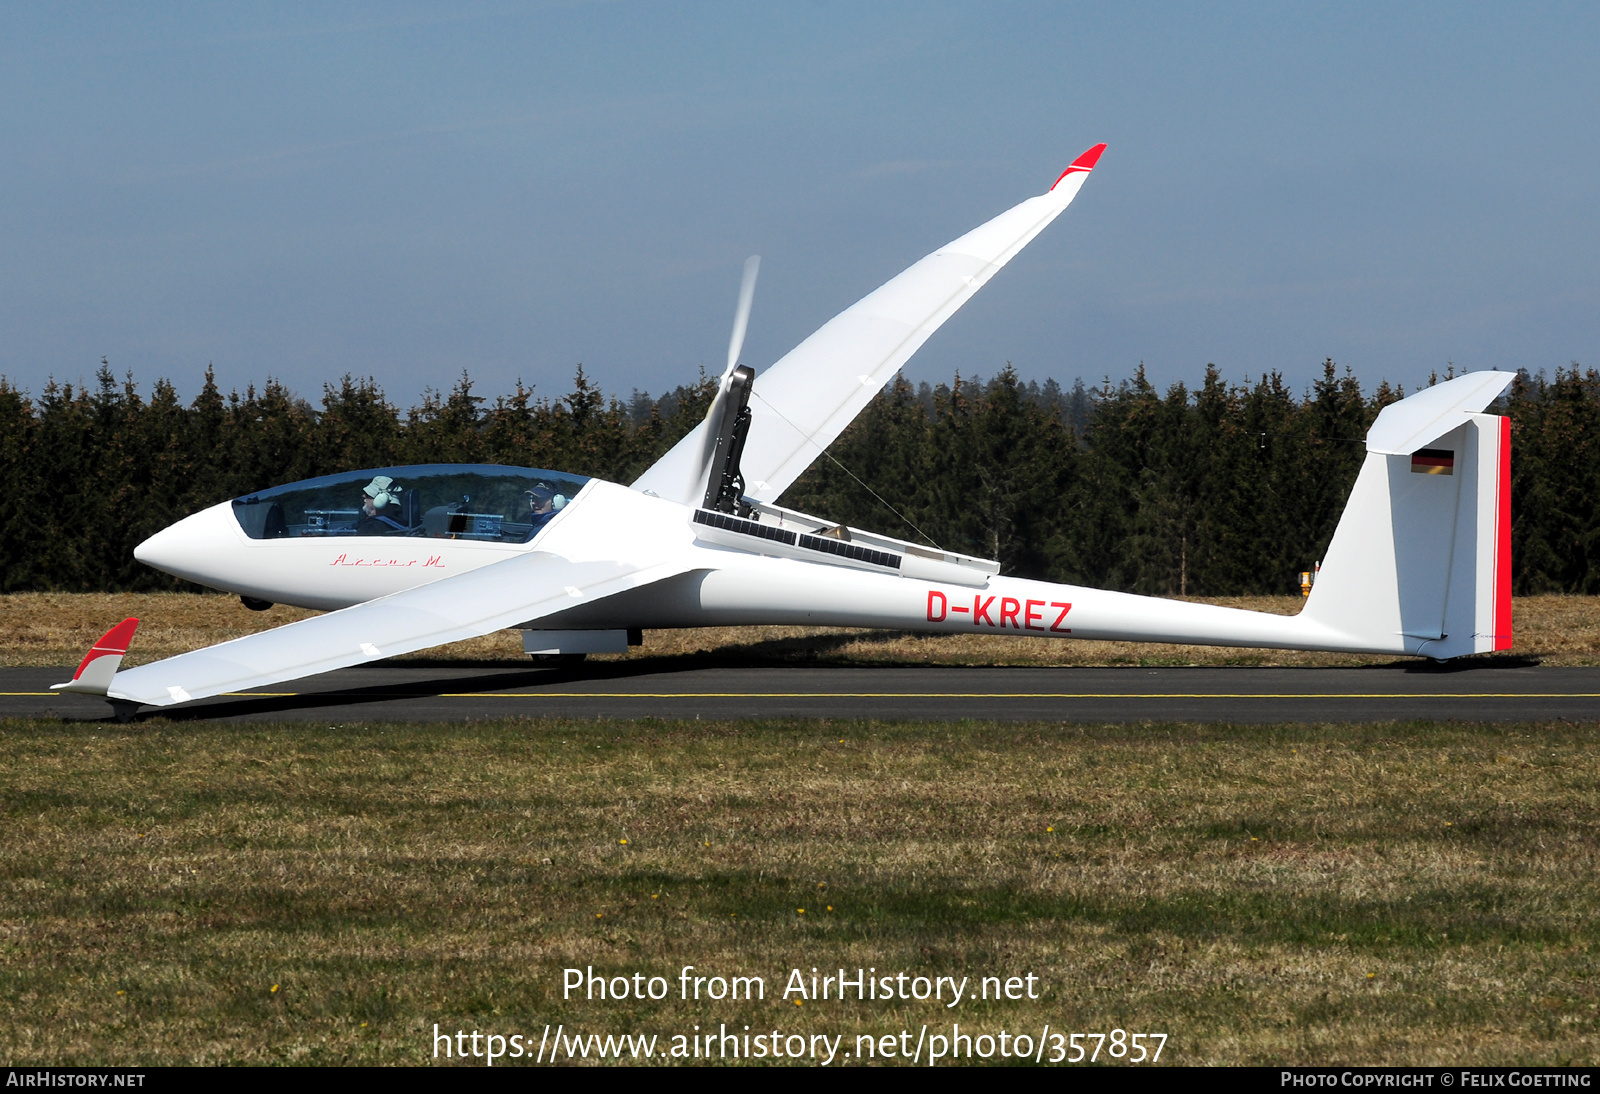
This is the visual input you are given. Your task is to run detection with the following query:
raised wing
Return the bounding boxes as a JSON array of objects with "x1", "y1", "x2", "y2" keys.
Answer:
[
  {"x1": 632, "y1": 144, "x2": 1107, "y2": 505},
  {"x1": 100, "y1": 550, "x2": 690, "y2": 707}
]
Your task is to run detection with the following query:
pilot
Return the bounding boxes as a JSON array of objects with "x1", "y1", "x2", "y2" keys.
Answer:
[
  {"x1": 356, "y1": 476, "x2": 407, "y2": 535},
  {"x1": 526, "y1": 483, "x2": 568, "y2": 530}
]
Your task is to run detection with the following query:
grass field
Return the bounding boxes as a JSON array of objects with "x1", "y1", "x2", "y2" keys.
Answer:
[
  {"x1": 5, "y1": 592, "x2": 1600, "y2": 668},
  {"x1": 2, "y1": 716, "x2": 1596, "y2": 1066}
]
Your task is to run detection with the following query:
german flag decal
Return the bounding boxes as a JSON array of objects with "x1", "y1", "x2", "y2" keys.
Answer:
[{"x1": 1411, "y1": 448, "x2": 1454, "y2": 475}]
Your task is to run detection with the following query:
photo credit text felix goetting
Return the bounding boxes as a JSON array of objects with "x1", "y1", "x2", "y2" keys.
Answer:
[{"x1": 428, "y1": 965, "x2": 1169, "y2": 1065}]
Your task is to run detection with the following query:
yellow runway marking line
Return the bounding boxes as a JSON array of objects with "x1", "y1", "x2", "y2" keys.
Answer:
[
  {"x1": 436, "y1": 691, "x2": 1600, "y2": 700},
  {"x1": 16, "y1": 690, "x2": 1600, "y2": 699},
  {"x1": 17, "y1": 690, "x2": 1600, "y2": 699}
]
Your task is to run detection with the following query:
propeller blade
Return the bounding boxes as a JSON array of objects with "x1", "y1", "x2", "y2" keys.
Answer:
[{"x1": 724, "y1": 255, "x2": 760, "y2": 380}]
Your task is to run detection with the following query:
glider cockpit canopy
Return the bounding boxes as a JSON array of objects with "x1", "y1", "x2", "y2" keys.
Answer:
[{"x1": 230, "y1": 464, "x2": 590, "y2": 543}]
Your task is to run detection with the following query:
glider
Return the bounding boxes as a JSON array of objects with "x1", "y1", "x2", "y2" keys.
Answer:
[{"x1": 55, "y1": 143, "x2": 1516, "y2": 716}]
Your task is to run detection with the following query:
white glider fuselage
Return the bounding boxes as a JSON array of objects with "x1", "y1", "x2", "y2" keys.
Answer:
[{"x1": 133, "y1": 468, "x2": 1445, "y2": 660}]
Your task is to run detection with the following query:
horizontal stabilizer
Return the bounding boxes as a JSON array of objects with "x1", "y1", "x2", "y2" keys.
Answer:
[
  {"x1": 52, "y1": 617, "x2": 140, "y2": 696},
  {"x1": 1366, "y1": 371, "x2": 1515, "y2": 455}
]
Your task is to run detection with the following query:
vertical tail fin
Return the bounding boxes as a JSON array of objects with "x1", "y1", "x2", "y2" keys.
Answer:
[
  {"x1": 51, "y1": 618, "x2": 140, "y2": 696},
  {"x1": 1302, "y1": 373, "x2": 1514, "y2": 659}
]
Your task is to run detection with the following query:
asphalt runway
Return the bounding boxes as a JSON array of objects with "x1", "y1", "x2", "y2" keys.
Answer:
[{"x1": 4, "y1": 659, "x2": 1600, "y2": 723}]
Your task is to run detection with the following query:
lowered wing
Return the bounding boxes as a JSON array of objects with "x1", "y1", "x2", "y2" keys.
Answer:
[
  {"x1": 96, "y1": 549, "x2": 691, "y2": 708},
  {"x1": 632, "y1": 143, "x2": 1106, "y2": 506}
]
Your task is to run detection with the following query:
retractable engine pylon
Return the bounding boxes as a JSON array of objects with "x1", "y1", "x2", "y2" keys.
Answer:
[{"x1": 702, "y1": 364, "x2": 756, "y2": 516}]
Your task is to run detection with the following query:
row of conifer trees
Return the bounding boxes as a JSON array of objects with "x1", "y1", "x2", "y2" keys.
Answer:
[{"x1": 1, "y1": 358, "x2": 1596, "y2": 596}]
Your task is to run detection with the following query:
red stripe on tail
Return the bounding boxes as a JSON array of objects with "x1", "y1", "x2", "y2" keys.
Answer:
[{"x1": 1494, "y1": 417, "x2": 1512, "y2": 650}]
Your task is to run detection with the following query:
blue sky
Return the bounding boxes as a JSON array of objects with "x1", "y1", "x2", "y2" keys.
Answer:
[{"x1": 2, "y1": 2, "x2": 1596, "y2": 407}]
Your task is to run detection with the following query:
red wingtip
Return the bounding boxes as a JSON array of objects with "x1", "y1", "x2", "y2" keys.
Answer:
[
  {"x1": 1071, "y1": 143, "x2": 1107, "y2": 170},
  {"x1": 70, "y1": 617, "x2": 140, "y2": 680},
  {"x1": 1050, "y1": 143, "x2": 1107, "y2": 190}
]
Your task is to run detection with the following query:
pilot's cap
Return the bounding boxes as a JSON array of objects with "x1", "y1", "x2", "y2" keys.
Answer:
[{"x1": 364, "y1": 475, "x2": 401, "y2": 509}]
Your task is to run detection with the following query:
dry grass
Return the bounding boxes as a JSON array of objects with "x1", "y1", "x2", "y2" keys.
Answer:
[
  {"x1": 0, "y1": 717, "x2": 1595, "y2": 1065},
  {"x1": 2, "y1": 592, "x2": 1598, "y2": 669}
]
